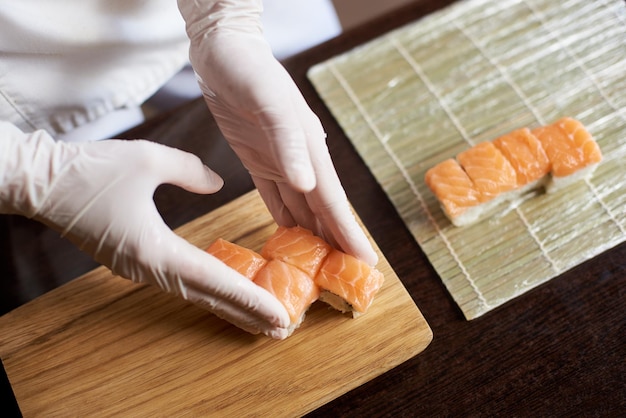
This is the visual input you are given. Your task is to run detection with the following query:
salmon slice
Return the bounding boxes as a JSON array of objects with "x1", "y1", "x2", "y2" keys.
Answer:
[
  {"x1": 532, "y1": 117, "x2": 602, "y2": 178},
  {"x1": 254, "y1": 259, "x2": 320, "y2": 332},
  {"x1": 261, "y1": 226, "x2": 332, "y2": 277},
  {"x1": 492, "y1": 128, "x2": 551, "y2": 188},
  {"x1": 206, "y1": 238, "x2": 267, "y2": 280},
  {"x1": 424, "y1": 158, "x2": 482, "y2": 224},
  {"x1": 315, "y1": 249, "x2": 384, "y2": 316},
  {"x1": 456, "y1": 141, "x2": 518, "y2": 202}
]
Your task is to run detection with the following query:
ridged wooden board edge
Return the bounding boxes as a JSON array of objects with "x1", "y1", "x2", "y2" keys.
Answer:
[{"x1": 0, "y1": 189, "x2": 432, "y2": 417}]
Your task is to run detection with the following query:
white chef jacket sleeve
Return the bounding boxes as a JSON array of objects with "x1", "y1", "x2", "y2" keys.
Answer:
[{"x1": 0, "y1": 0, "x2": 190, "y2": 139}]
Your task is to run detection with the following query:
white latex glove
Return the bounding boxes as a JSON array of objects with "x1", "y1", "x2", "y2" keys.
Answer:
[
  {"x1": 177, "y1": 0, "x2": 378, "y2": 266},
  {"x1": 0, "y1": 122, "x2": 290, "y2": 339}
]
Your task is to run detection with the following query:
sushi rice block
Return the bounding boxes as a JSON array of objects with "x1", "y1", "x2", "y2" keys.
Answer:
[
  {"x1": 206, "y1": 238, "x2": 267, "y2": 280},
  {"x1": 531, "y1": 117, "x2": 602, "y2": 193},
  {"x1": 261, "y1": 225, "x2": 332, "y2": 277},
  {"x1": 315, "y1": 249, "x2": 385, "y2": 318},
  {"x1": 254, "y1": 259, "x2": 320, "y2": 334}
]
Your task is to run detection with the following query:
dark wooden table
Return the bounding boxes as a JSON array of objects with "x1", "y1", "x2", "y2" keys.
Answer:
[{"x1": 2, "y1": 1, "x2": 625, "y2": 416}]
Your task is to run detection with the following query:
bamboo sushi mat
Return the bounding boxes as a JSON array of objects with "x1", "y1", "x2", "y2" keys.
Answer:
[{"x1": 308, "y1": 0, "x2": 626, "y2": 320}]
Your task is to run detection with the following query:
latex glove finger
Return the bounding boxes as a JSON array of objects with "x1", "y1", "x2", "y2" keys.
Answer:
[
  {"x1": 252, "y1": 153, "x2": 378, "y2": 266},
  {"x1": 304, "y1": 132, "x2": 379, "y2": 266},
  {"x1": 252, "y1": 95, "x2": 317, "y2": 192}
]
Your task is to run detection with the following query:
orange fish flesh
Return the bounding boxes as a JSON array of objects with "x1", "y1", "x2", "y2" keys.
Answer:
[
  {"x1": 532, "y1": 117, "x2": 602, "y2": 178},
  {"x1": 254, "y1": 259, "x2": 320, "y2": 329},
  {"x1": 261, "y1": 226, "x2": 332, "y2": 277},
  {"x1": 456, "y1": 141, "x2": 518, "y2": 203},
  {"x1": 424, "y1": 158, "x2": 482, "y2": 224},
  {"x1": 315, "y1": 249, "x2": 385, "y2": 316},
  {"x1": 206, "y1": 238, "x2": 267, "y2": 280},
  {"x1": 492, "y1": 127, "x2": 551, "y2": 189},
  {"x1": 424, "y1": 117, "x2": 602, "y2": 226}
]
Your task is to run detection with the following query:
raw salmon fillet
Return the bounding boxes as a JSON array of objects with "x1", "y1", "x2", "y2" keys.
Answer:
[
  {"x1": 206, "y1": 238, "x2": 267, "y2": 280},
  {"x1": 254, "y1": 259, "x2": 320, "y2": 330},
  {"x1": 424, "y1": 158, "x2": 482, "y2": 222},
  {"x1": 456, "y1": 141, "x2": 518, "y2": 202},
  {"x1": 493, "y1": 128, "x2": 551, "y2": 188},
  {"x1": 315, "y1": 249, "x2": 385, "y2": 315},
  {"x1": 532, "y1": 117, "x2": 602, "y2": 178},
  {"x1": 261, "y1": 226, "x2": 332, "y2": 277}
]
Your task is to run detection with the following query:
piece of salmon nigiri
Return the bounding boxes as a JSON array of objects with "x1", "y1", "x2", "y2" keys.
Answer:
[
  {"x1": 492, "y1": 127, "x2": 551, "y2": 192},
  {"x1": 424, "y1": 158, "x2": 483, "y2": 226},
  {"x1": 315, "y1": 249, "x2": 385, "y2": 318},
  {"x1": 254, "y1": 259, "x2": 320, "y2": 334},
  {"x1": 456, "y1": 141, "x2": 518, "y2": 203},
  {"x1": 532, "y1": 117, "x2": 602, "y2": 192}
]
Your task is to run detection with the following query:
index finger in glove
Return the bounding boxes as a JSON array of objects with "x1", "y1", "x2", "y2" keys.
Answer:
[
  {"x1": 126, "y1": 140, "x2": 224, "y2": 194},
  {"x1": 303, "y1": 135, "x2": 379, "y2": 266},
  {"x1": 253, "y1": 98, "x2": 317, "y2": 193}
]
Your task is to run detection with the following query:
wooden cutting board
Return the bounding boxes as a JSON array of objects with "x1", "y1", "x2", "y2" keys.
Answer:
[{"x1": 0, "y1": 190, "x2": 432, "y2": 417}]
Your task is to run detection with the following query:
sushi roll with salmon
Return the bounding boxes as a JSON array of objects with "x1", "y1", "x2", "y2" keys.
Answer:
[
  {"x1": 206, "y1": 225, "x2": 384, "y2": 336},
  {"x1": 261, "y1": 226, "x2": 384, "y2": 317},
  {"x1": 455, "y1": 141, "x2": 519, "y2": 218},
  {"x1": 425, "y1": 117, "x2": 602, "y2": 226},
  {"x1": 425, "y1": 142, "x2": 522, "y2": 226},
  {"x1": 263, "y1": 225, "x2": 385, "y2": 318},
  {"x1": 456, "y1": 141, "x2": 519, "y2": 203}
]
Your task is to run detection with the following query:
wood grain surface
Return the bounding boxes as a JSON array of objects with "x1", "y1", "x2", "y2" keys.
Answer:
[{"x1": 0, "y1": 190, "x2": 432, "y2": 417}]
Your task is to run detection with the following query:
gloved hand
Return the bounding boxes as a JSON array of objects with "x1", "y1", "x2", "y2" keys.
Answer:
[
  {"x1": 177, "y1": 0, "x2": 378, "y2": 266},
  {"x1": 0, "y1": 122, "x2": 290, "y2": 339}
]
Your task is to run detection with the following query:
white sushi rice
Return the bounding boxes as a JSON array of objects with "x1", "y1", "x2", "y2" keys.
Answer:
[
  {"x1": 446, "y1": 164, "x2": 600, "y2": 227},
  {"x1": 546, "y1": 163, "x2": 600, "y2": 193},
  {"x1": 318, "y1": 290, "x2": 364, "y2": 318}
]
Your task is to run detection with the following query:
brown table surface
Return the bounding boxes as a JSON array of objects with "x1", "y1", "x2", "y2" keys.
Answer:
[{"x1": 2, "y1": 1, "x2": 624, "y2": 416}]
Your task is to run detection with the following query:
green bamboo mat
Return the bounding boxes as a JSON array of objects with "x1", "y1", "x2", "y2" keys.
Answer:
[{"x1": 308, "y1": 0, "x2": 626, "y2": 320}]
